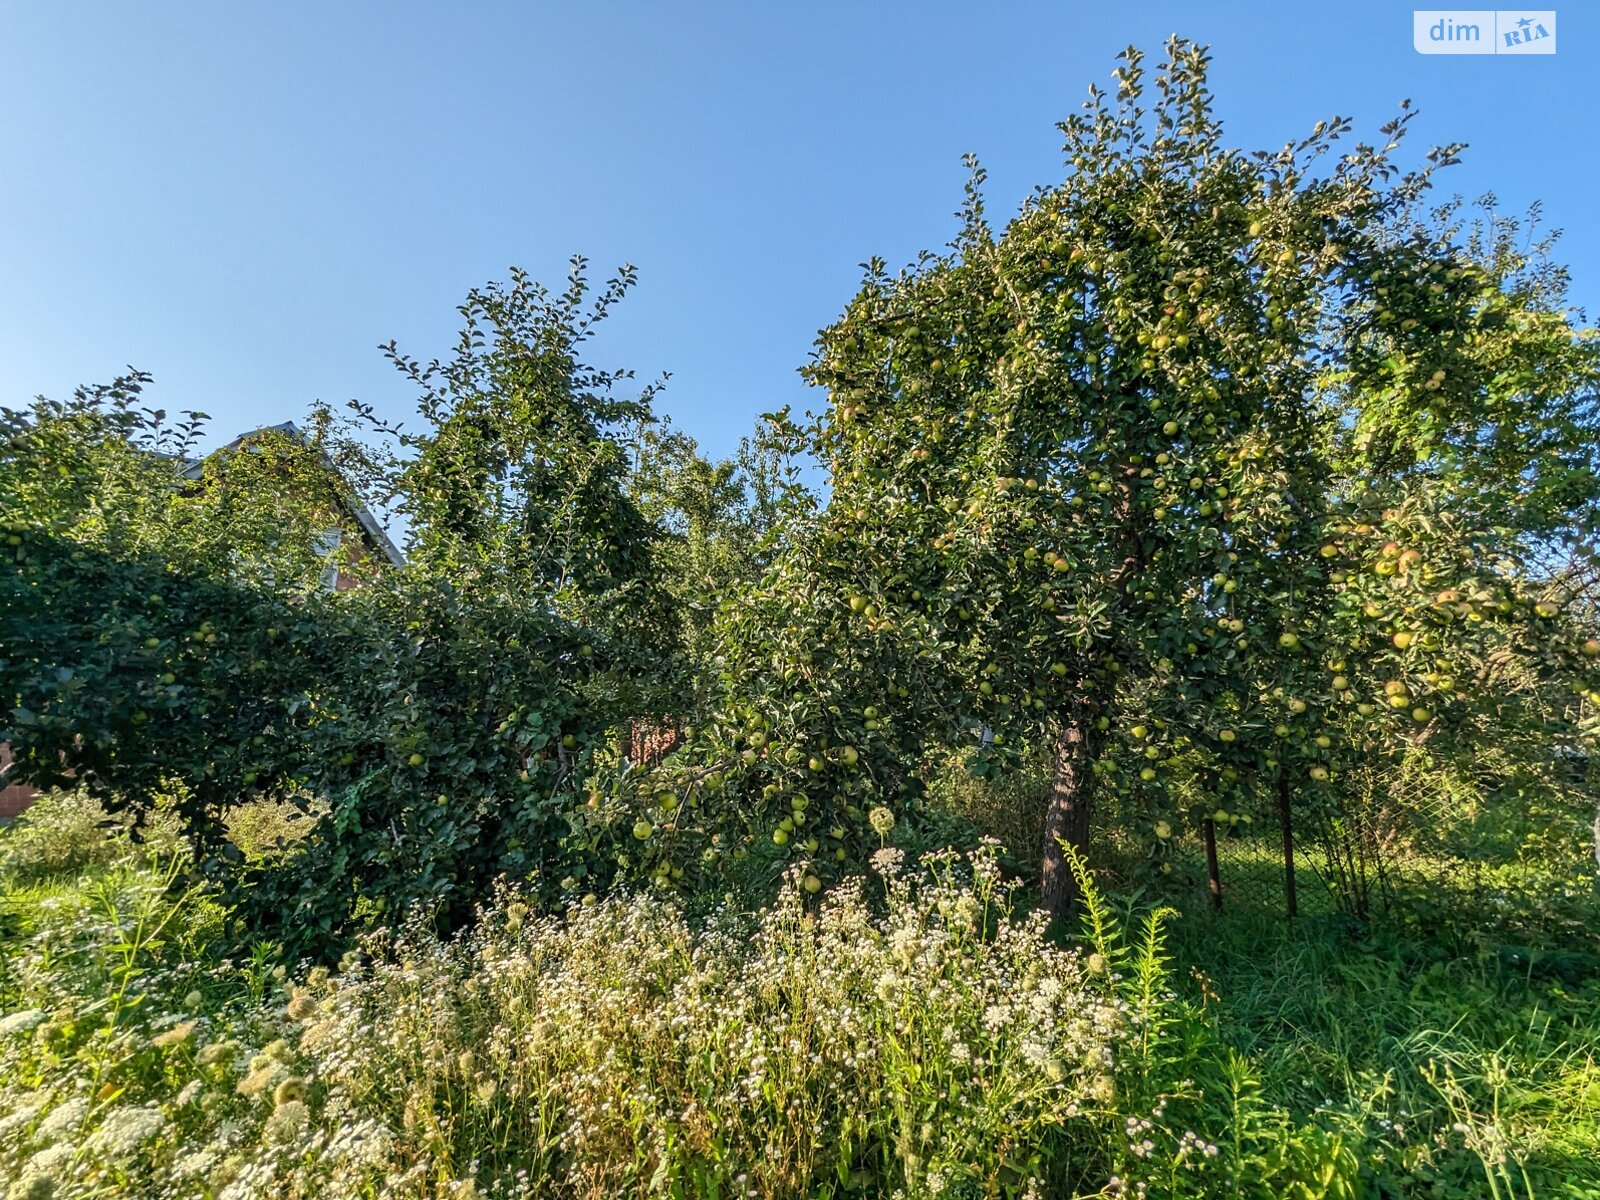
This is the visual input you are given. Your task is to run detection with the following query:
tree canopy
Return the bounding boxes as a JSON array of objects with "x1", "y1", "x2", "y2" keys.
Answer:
[{"x1": 692, "y1": 39, "x2": 1600, "y2": 916}]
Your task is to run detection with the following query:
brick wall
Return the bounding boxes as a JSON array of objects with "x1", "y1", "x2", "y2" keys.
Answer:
[
  {"x1": 628, "y1": 720, "x2": 684, "y2": 768},
  {"x1": 0, "y1": 743, "x2": 38, "y2": 820}
]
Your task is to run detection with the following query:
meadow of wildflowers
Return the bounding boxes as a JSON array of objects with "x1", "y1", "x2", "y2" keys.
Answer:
[{"x1": 3, "y1": 792, "x2": 1597, "y2": 1199}]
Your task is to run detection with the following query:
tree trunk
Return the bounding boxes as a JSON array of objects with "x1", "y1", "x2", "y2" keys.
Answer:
[{"x1": 1041, "y1": 712, "x2": 1095, "y2": 923}]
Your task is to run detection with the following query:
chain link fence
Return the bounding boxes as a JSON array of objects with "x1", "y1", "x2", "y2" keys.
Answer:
[
  {"x1": 925, "y1": 735, "x2": 1598, "y2": 951},
  {"x1": 1088, "y1": 753, "x2": 1600, "y2": 953}
]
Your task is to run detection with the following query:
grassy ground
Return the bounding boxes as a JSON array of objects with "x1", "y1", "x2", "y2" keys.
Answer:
[
  {"x1": 2, "y1": 792, "x2": 1598, "y2": 1198},
  {"x1": 1103, "y1": 831, "x2": 1600, "y2": 1199},
  {"x1": 1164, "y1": 903, "x2": 1600, "y2": 1198}
]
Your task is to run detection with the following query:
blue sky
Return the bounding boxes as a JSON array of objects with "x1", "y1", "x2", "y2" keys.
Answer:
[{"x1": 2, "y1": 3, "x2": 1594, "y2": 462}]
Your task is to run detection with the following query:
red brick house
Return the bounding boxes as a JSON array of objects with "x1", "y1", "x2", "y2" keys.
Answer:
[
  {"x1": 178, "y1": 421, "x2": 404, "y2": 589},
  {"x1": 0, "y1": 745, "x2": 33, "y2": 820}
]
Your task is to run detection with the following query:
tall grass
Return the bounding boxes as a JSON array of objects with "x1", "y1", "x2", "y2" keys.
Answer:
[
  {"x1": 1164, "y1": 902, "x2": 1600, "y2": 1198},
  {"x1": 3, "y1": 791, "x2": 1598, "y2": 1198}
]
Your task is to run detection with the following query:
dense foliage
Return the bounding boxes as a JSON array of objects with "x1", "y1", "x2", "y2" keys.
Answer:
[
  {"x1": 5, "y1": 42, "x2": 1600, "y2": 940},
  {"x1": 680, "y1": 41, "x2": 1600, "y2": 915},
  {"x1": 0, "y1": 265, "x2": 709, "y2": 953}
]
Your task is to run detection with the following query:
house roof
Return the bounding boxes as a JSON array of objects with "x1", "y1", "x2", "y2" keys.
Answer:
[{"x1": 180, "y1": 421, "x2": 405, "y2": 568}]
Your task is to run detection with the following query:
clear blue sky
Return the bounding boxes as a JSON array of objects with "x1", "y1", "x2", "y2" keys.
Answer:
[{"x1": 2, "y1": 3, "x2": 1595, "y2": 461}]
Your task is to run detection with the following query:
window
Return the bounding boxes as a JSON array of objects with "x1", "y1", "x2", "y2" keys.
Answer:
[{"x1": 313, "y1": 528, "x2": 343, "y2": 591}]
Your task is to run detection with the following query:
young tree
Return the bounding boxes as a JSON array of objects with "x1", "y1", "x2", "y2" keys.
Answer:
[{"x1": 627, "y1": 417, "x2": 817, "y2": 714}]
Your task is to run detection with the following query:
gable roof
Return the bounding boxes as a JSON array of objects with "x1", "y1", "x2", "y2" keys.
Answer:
[{"x1": 179, "y1": 420, "x2": 405, "y2": 568}]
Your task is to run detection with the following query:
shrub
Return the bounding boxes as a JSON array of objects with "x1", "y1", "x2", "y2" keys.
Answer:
[
  {"x1": 0, "y1": 791, "x2": 128, "y2": 886},
  {"x1": 0, "y1": 790, "x2": 183, "y2": 889}
]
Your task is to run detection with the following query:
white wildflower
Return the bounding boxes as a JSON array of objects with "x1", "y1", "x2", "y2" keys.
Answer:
[
  {"x1": 6, "y1": 1170, "x2": 55, "y2": 1200},
  {"x1": 870, "y1": 847, "x2": 905, "y2": 875},
  {"x1": 174, "y1": 1148, "x2": 217, "y2": 1177},
  {"x1": 0, "y1": 1094, "x2": 47, "y2": 1136},
  {"x1": 35, "y1": 1097, "x2": 89, "y2": 1140},
  {"x1": 85, "y1": 1104, "x2": 166, "y2": 1159},
  {"x1": 0, "y1": 1009, "x2": 47, "y2": 1037},
  {"x1": 982, "y1": 1003, "x2": 1012, "y2": 1032},
  {"x1": 26, "y1": 1142, "x2": 74, "y2": 1173},
  {"x1": 264, "y1": 1099, "x2": 309, "y2": 1143}
]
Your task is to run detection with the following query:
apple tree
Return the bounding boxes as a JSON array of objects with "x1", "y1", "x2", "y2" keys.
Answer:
[{"x1": 697, "y1": 39, "x2": 1600, "y2": 918}]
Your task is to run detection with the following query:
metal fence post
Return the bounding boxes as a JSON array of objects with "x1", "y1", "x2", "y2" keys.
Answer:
[
  {"x1": 1202, "y1": 817, "x2": 1223, "y2": 911},
  {"x1": 1278, "y1": 772, "x2": 1298, "y2": 919}
]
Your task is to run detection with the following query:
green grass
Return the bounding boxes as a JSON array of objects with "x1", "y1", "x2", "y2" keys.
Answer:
[
  {"x1": 1081, "y1": 826, "x2": 1600, "y2": 1196},
  {"x1": 3, "y1": 791, "x2": 1598, "y2": 1198},
  {"x1": 1157, "y1": 899, "x2": 1600, "y2": 1198}
]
